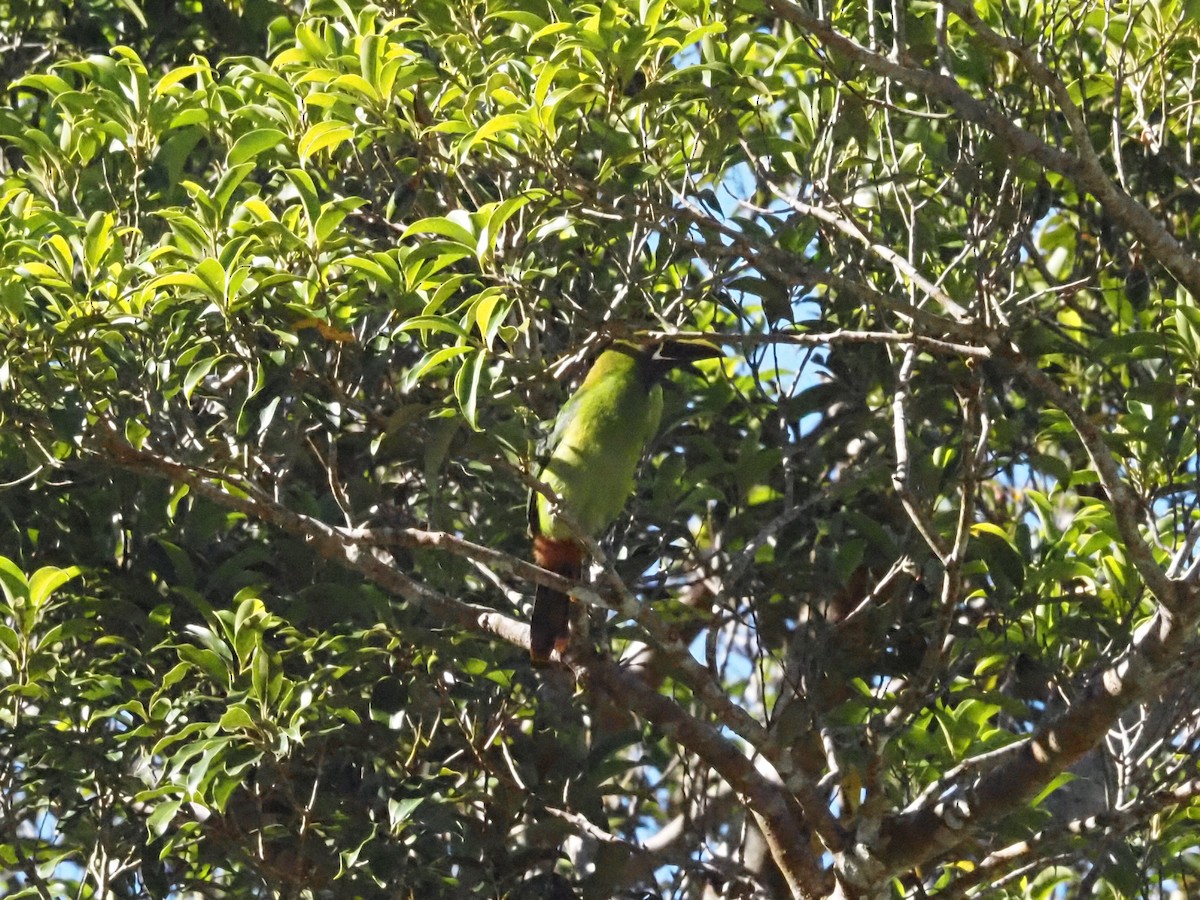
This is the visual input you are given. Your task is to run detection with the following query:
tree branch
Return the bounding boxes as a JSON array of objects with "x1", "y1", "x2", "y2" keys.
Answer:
[
  {"x1": 581, "y1": 645, "x2": 832, "y2": 900},
  {"x1": 93, "y1": 430, "x2": 845, "y2": 889},
  {"x1": 935, "y1": 777, "x2": 1200, "y2": 899},
  {"x1": 94, "y1": 428, "x2": 530, "y2": 650},
  {"x1": 869, "y1": 594, "x2": 1198, "y2": 877},
  {"x1": 648, "y1": 328, "x2": 991, "y2": 359},
  {"x1": 766, "y1": 0, "x2": 1200, "y2": 299},
  {"x1": 992, "y1": 344, "x2": 1182, "y2": 611}
]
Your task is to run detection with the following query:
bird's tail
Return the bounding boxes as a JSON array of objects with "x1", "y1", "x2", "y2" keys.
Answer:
[
  {"x1": 530, "y1": 584, "x2": 571, "y2": 665},
  {"x1": 530, "y1": 537, "x2": 583, "y2": 665}
]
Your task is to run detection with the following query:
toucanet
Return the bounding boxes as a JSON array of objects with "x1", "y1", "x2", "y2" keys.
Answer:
[{"x1": 528, "y1": 338, "x2": 722, "y2": 664}]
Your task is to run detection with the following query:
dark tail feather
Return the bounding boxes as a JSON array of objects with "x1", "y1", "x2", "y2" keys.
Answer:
[
  {"x1": 530, "y1": 584, "x2": 571, "y2": 666},
  {"x1": 529, "y1": 536, "x2": 583, "y2": 665}
]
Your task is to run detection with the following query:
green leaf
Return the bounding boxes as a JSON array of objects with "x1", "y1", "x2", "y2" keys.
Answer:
[
  {"x1": 285, "y1": 168, "x2": 321, "y2": 224},
  {"x1": 470, "y1": 290, "x2": 509, "y2": 348},
  {"x1": 642, "y1": 0, "x2": 669, "y2": 30},
  {"x1": 681, "y1": 21, "x2": 726, "y2": 48},
  {"x1": 834, "y1": 538, "x2": 866, "y2": 586},
  {"x1": 330, "y1": 73, "x2": 380, "y2": 102},
  {"x1": 397, "y1": 315, "x2": 472, "y2": 340},
  {"x1": 146, "y1": 799, "x2": 183, "y2": 838},
  {"x1": 147, "y1": 271, "x2": 213, "y2": 297},
  {"x1": 212, "y1": 163, "x2": 255, "y2": 218},
  {"x1": 252, "y1": 646, "x2": 271, "y2": 702},
  {"x1": 177, "y1": 646, "x2": 233, "y2": 686},
  {"x1": 463, "y1": 113, "x2": 531, "y2": 151},
  {"x1": 16, "y1": 261, "x2": 68, "y2": 284},
  {"x1": 154, "y1": 63, "x2": 209, "y2": 95},
  {"x1": 125, "y1": 418, "x2": 151, "y2": 450},
  {"x1": 315, "y1": 197, "x2": 367, "y2": 243},
  {"x1": 488, "y1": 10, "x2": 549, "y2": 30},
  {"x1": 0, "y1": 624, "x2": 20, "y2": 660},
  {"x1": 0, "y1": 558, "x2": 29, "y2": 607},
  {"x1": 388, "y1": 796, "x2": 424, "y2": 827},
  {"x1": 195, "y1": 257, "x2": 227, "y2": 303},
  {"x1": 402, "y1": 212, "x2": 477, "y2": 247},
  {"x1": 13, "y1": 73, "x2": 74, "y2": 95},
  {"x1": 183, "y1": 355, "x2": 221, "y2": 400},
  {"x1": 406, "y1": 345, "x2": 475, "y2": 384},
  {"x1": 228, "y1": 128, "x2": 288, "y2": 165},
  {"x1": 340, "y1": 253, "x2": 394, "y2": 284},
  {"x1": 298, "y1": 121, "x2": 356, "y2": 163},
  {"x1": 295, "y1": 22, "x2": 332, "y2": 60},
  {"x1": 27, "y1": 566, "x2": 80, "y2": 610},
  {"x1": 454, "y1": 348, "x2": 486, "y2": 430},
  {"x1": 1031, "y1": 771, "x2": 1076, "y2": 808},
  {"x1": 218, "y1": 704, "x2": 257, "y2": 732},
  {"x1": 83, "y1": 211, "x2": 115, "y2": 272}
]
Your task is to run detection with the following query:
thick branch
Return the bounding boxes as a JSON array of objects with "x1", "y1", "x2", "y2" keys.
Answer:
[
  {"x1": 937, "y1": 777, "x2": 1200, "y2": 899},
  {"x1": 871, "y1": 595, "x2": 1198, "y2": 875},
  {"x1": 582, "y1": 646, "x2": 831, "y2": 899},
  {"x1": 348, "y1": 525, "x2": 580, "y2": 598},
  {"x1": 94, "y1": 433, "x2": 835, "y2": 899},
  {"x1": 855, "y1": 336, "x2": 1192, "y2": 877}
]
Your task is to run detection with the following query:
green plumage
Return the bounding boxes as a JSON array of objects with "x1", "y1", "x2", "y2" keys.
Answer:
[{"x1": 534, "y1": 347, "x2": 664, "y2": 540}]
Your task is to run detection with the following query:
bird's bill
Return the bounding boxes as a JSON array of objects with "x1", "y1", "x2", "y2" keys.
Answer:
[{"x1": 651, "y1": 338, "x2": 724, "y2": 375}]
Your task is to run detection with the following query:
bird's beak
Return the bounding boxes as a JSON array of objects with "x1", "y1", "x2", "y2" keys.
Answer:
[{"x1": 653, "y1": 339, "x2": 724, "y2": 376}]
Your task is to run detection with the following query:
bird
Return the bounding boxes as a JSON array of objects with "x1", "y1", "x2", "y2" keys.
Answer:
[{"x1": 528, "y1": 337, "x2": 722, "y2": 665}]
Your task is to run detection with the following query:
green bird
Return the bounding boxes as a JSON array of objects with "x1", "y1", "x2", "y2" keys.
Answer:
[{"x1": 528, "y1": 337, "x2": 722, "y2": 665}]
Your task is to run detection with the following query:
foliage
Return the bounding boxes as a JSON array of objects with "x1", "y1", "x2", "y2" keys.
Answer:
[{"x1": 1, "y1": 0, "x2": 1199, "y2": 897}]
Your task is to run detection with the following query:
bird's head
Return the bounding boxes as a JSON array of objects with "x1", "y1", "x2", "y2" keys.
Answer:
[{"x1": 615, "y1": 337, "x2": 724, "y2": 384}]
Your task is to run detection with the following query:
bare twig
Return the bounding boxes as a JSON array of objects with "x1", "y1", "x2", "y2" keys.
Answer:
[
  {"x1": 744, "y1": 187, "x2": 970, "y2": 322},
  {"x1": 890, "y1": 346, "x2": 950, "y2": 562},
  {"x1": 94, "y1": 427, "x2": 531, "y2": 650},
  {"x1": 545, "y1": 806, "x2": 646, "y2": 850},
  {"x1": 889, "y1": 373, "x2": 986, "y2": 730},
  {"x1": 646, "y1": 328, "x2": 991, "y2": 359}
]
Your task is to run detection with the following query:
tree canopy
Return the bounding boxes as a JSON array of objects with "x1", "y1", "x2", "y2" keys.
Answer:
[{"x1": 1, "y1": 0, "x2": 1200, "y2": 897}]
